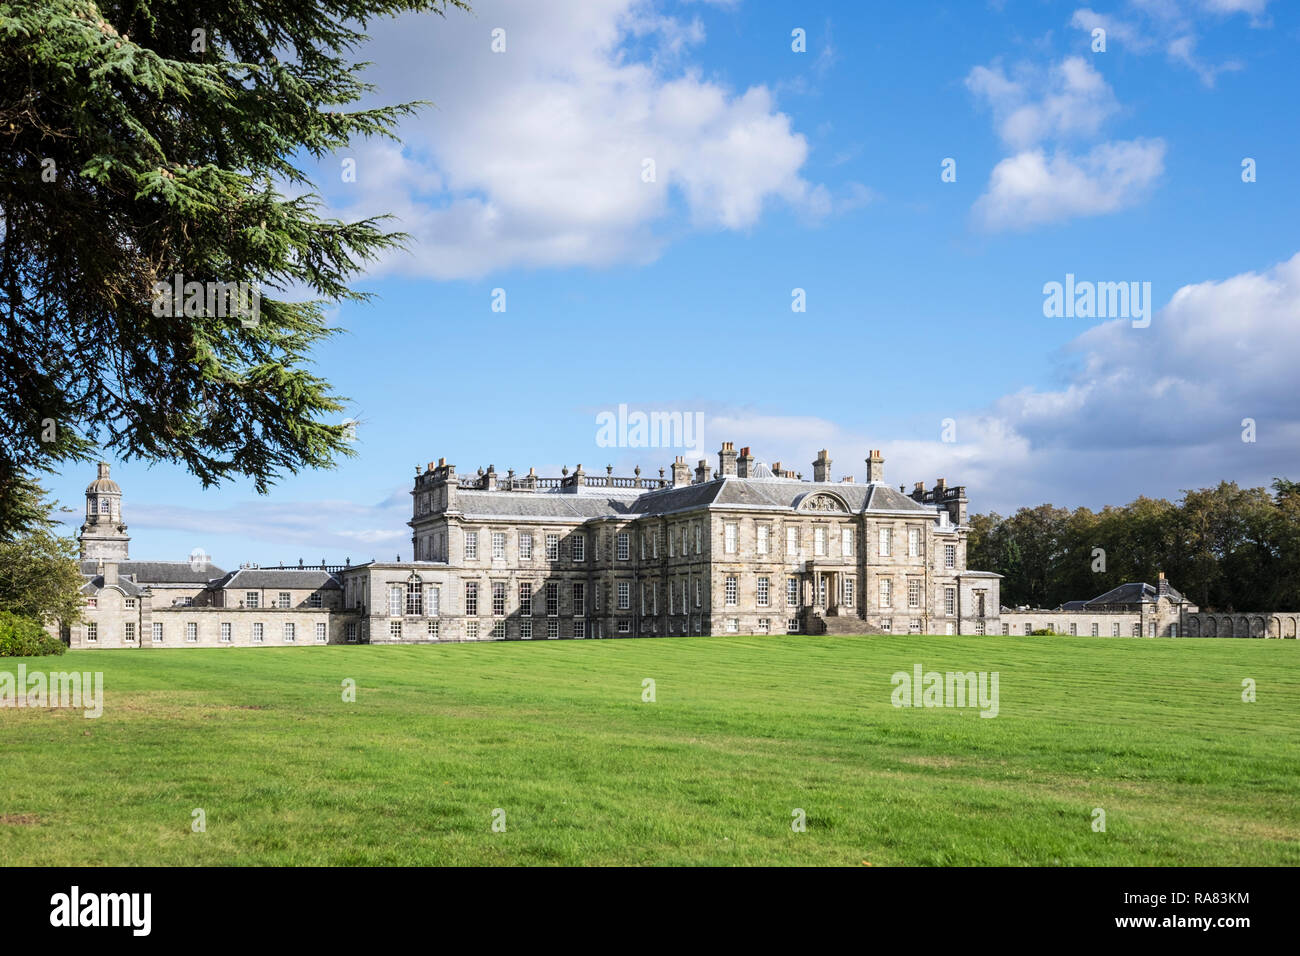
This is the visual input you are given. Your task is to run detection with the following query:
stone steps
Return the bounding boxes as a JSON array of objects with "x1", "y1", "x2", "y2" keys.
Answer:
[{"x1": 807, "y1": 612, "x2": 878, "y2": 635}]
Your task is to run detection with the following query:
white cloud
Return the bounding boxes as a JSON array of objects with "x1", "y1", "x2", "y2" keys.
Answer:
[
  {"x1": 978, "y1": 251, "x2": 1300, "y2": 502},
  {"x1": 127, "y1": 490, "x2": 412, "y2": 557},
  {"x1": 319, "y1": 0, "x2": 827, "y2": 279},
  {"x1": 966, "y1": 53, "x2": 1165, "y2": 231},
  {"x1": 1166, "y1": 34, "x2": 1243, "y2": 86},
  {"x1": 834, "y1": 181, "x2": 877, "y2": 214},
  {"x1": 1199, "y1": 0, "x2": 1270, "y2": 17},
  {"x1": 709, "y1": 252, "x2": 1300, "y2": 513},
  {"x1": 666, "y1": 253, "x2": 1300, "y2": 516},
  {"x1": 1114, "y1": 0, "x2": 1271, "y2": 23},
  {"x1": 966, "y1": 56, "x2": 1118, "y2": 149},
  {"x1": 973, "y1": 138, "x2": 1166, "y2": 230},
  {"x1": 1069, "y1": 2, "x2": 1266, "y2": 85},
  {"x1": 1068, "y1": 8, "x2": 1156, "y2": 51}
]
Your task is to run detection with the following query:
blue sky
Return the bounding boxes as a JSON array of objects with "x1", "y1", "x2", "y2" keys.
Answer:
[{"x1": 48, "y1": 0, "x2": 1300, "y2": 569}]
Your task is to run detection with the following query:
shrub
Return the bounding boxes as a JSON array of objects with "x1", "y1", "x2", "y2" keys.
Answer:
[{"x1": 0, "y1": 611, "x2": 67, "y2": 656}]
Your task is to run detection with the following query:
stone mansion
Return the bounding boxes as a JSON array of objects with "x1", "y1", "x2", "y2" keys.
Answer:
[
  {"x1": 62, "y1": 447, "x2": 1295, "y2": 649},
  {"x1": 61, "y1": 446, "x2": 1002, "y2": 648},
  {"x1": 395, "y1": 445, "x2": 998, "y2": 642}
]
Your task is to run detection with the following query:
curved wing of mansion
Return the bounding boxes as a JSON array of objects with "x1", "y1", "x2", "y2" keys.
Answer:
[{"x1": 65, "y1": 445, "x2": 1293, "y2": 648}]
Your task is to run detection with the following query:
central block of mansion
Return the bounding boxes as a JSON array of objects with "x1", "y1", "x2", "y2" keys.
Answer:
[
  {"x1": 62, "y1": 446, "x2": 1003, "y2": 647},
  {"x1": 393, "y1": 446, "x2": 997, "y2": 641}
]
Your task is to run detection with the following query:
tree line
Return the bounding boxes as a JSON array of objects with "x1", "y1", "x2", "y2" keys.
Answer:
[{"x1": 968, "y1": 479, "x2": 1300, "y2": 613}]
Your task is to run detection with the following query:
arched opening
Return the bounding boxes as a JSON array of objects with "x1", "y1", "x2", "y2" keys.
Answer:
[{"x1": 405, "y1": 574, "x2": 424, "y2": 616}]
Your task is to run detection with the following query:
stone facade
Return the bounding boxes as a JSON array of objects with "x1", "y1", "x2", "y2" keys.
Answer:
[
  {"x1": 1001, "y1": 607, "x2": 1169, "y2": 638},
  {"x1": 57, "y1": 464, "x2": 356, "y2": 649},
  {"x1": 1183, "y1": 612, "x2": 1300, "y2": 638},
  {"x1": 997, "y1": 574, "x2": 1300, "y2": 639},
  {"x1": 348, "y1": 445, "x2": 1003, "y2": 643},
  {"x1": 53, "y1": 459, "x2": 1300, "y2": 648}
]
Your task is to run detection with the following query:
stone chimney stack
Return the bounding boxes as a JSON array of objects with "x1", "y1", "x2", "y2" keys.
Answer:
[
  {"x1": 812, "y1": 449, "x2": 832, "y2": 483},
  {"x1": 428, "y1": 458, "x2": 458, "y2": 512},
  {"x1": 695, "y1": 459, "x2": 710, "y2": 484},
  {"x1": 911, "y1": 481, "x2": 926, "y2": 502},
  {"x1": 671, "y1": 456, "x2": 691, "y2": 488},
  {"x1": 867, "y1": 449, "x2": 884, "y2": 483},
  {"x1": 737, "y1": 446, "x2": 755, "y2": 478},
  {"x1": 930, "y1": 479, "x2": 967, "y2": 525},
  {"x1": 1157, "y1": 571, "x2": 1170, "y2": 599},
  {"x1": 719, "y1": 442, "x2": 738, "y2": 477},
  {"x1": 102, "y1": 561, "x2": 118, "y2": 587}
]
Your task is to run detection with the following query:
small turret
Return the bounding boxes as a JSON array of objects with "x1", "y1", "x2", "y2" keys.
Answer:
[{"x1": 79, "y1": 462, "x2": 130, "y2": 561}]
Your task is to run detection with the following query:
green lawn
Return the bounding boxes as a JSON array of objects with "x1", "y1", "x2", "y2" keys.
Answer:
[{"x1": 1, "y1": 634, "x2": 1297, "y2": 865}]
